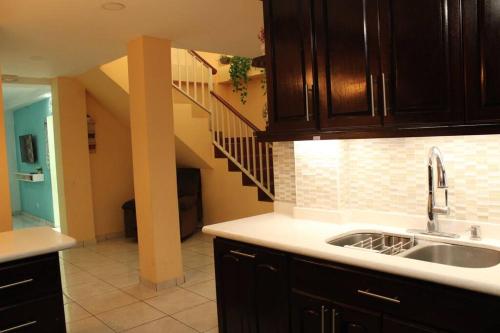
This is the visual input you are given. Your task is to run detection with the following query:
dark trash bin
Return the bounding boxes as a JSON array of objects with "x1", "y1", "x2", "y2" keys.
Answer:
[{"x1": 122, "y1": 199, "x2": 137, "y2": 240}]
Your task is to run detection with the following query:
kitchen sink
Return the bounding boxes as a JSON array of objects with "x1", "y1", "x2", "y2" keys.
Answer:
[
  {"x1": 402, "y1": 244, "x2": 500, "y2": 268},
  {"x1": 328, "y1": 231, "x2": 500, "y2": 268},
  {"x1": 328, "y1": 232, "x2": 416, "y2": 255}
]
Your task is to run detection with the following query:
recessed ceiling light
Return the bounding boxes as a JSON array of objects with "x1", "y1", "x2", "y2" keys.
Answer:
[
  {"x1": 1, "y1": 75, "x2": 19, "y2": 83},
  {"x1": 101, "y1": 2, "x2": 126, "y2": 11}
]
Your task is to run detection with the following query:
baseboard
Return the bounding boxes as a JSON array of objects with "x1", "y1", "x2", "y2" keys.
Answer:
[
  {"x1": 19, "y1": 211, "x2": 54, "y2": 226},
  {"x1": 140, "y1": 274, "x2": 186, "y2": 291},
  {"x1": 95, "y1": 231, "x2": 126, "y2": 242}
]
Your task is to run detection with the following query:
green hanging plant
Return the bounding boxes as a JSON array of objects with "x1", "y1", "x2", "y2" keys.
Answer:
[{"x1": 228, "y1": 56, "x2": 252, "y2": 104}]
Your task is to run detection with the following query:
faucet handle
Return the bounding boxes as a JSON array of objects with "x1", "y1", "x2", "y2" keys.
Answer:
[{"x1": 470, "y1": 225, "x2": 481, "y2": 241}]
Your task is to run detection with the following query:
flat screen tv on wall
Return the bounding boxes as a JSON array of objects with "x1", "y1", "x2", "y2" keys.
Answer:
[{"x1": 19, "y1": 134, "x2": 37, "y2": 164}]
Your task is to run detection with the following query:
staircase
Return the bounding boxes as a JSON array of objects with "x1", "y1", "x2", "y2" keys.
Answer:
[{"x1": 171, "y1": 49, "x2": 274, "y2": 202}]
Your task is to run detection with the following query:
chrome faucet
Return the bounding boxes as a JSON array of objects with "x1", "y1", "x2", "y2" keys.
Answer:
[
  {"x1": 409, "y1": 147, "x2": 458, "y2": 238},
  {"x1": 427, "y1": 146, "x2": 450, "y2": 233}
]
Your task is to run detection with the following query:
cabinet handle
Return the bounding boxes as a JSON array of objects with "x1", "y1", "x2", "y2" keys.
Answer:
[
  {"x1": 0, "y1": 278, "x2": 34, "y2": 290},
  {"x1": 305, "y1": 83, "x2": 310, "y2": 122},
  {"x1": 0, "y1": 321, "x2": 37, "y2": 333},
  {"x1": 381, "y1": 73, "x2": 388, "y2": 117},
  {"x1": 331, "y1": 309, "x2": 336, "y2": 333},
  {"x1": 357, "y1": 289, "x2": 400, "y2": 304},
  {"x1": 257, "y1": 264, "x2": 278, "y2": 272},
  {"x1": 320, "y1": 305, "x2": 325, "y2": 333},
  {"x1": 370, "y1": 74, "x2": 375, "y2": 117},
  {"x1": 229, "y1": 250, "x2": 256, "y2": 259}
]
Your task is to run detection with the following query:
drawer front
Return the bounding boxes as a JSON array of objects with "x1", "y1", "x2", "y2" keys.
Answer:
[
  {"x1": 0, "y1": 253, "x2": 62, "y2": 307},
  {"x1": 291, "y1": 257, "x2": 500, "y2": 333},
  {"x1": 0, "y1": 295, "x2": 66, "y2": 333}
]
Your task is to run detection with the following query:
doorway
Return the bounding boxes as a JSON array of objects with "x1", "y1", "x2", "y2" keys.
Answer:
[{"x1": 2, "y1": 80, "x2": 61, "y2": 230}]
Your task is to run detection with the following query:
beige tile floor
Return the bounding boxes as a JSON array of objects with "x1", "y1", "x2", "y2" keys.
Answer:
[{"x1": 61, "y1": 231, "x2": 218, "y2": 332}]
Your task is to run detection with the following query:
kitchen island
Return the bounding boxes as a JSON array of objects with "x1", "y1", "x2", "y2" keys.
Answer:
[{"x1": 203, "y1": 206, "x2": 500, "y2": 333}]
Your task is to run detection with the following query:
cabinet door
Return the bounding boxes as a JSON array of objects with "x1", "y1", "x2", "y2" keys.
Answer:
[
  {"x1": 255, "y1": 251, "x2": 289, "y2": 333},
  {"x1": 291, "y1": 293, "x2": 331, "y2": 333},
  {"x1": 383, "y1": 316, "x2": 445, "y2": 333},
  {"x1": 263, "y1": 0, "x2": 317, "y2": 132},
  {"x1": 215, "y1": 240, "x2": 257, "y2": 333},
  {"x1": 315, "y1": 0, "x2": 382, "y2": 129},
  {"x1": 378, "y1": 0, "x2": 464, "y2": 126},
  {"x1": 214, "y1": 239, "x2": 289, "y2": 333},
  {"x1": 333, "y1": 304, "x2": 381, "y2": 333},
  {"x1": 464, "y1": 0, "x2": 500, "y2": 122}
]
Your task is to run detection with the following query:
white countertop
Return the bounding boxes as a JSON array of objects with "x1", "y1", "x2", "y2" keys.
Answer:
[
  {"x1": 0, "y1": 227, "x2": 76, "y2": 264},
  {"x1": 203, "y1": 206, "x2": 500, "y2": 297}
]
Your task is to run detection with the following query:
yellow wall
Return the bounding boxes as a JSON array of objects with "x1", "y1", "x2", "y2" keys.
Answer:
[
  {"x1": 0, "y1": 67, "x2": 13, "y2": 231},
  {"x1": 202, "y1": 158, "x2": 272, "y2": 224},
  {"x1": 196, "y1": 51, "x2": 267, "y2": 130},
  {"x1": 214, "y1": 78, "x2": 267, "y2": 130},
  {"x1": 52, "y1": 77, "x2": 96, "y2": 242},
  {"x1": 86, "y1": 93, "x2": 134, "y2": 239}
]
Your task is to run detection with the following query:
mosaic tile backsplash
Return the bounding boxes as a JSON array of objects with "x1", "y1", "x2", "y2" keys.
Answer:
[
  {"x1": 273, "y1": 141, "x2": 296, "y2": 203},
  {"x1": 274, "y1": 135, "x2": 500, "y2": 223}
]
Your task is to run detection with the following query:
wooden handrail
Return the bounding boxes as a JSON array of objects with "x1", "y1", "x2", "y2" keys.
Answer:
[
  {"x1": 210, "y1": 91, "x2": 260, "y2": 131},
  {"x1": 188, "y1": 50, "x2": 218, "y2": 75}
]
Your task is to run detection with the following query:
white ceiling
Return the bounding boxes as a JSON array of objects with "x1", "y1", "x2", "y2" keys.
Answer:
[
  {"x1": 2, "y1": 83, "x2": 51, "y2": 112},
  {"x1": 0, "y1": 0, "x2": 263, "y2": 78}
]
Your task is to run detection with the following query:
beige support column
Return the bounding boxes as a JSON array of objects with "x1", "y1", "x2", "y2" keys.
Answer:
[
  {"x1": 128, "y1": 36, "x2": 183, "y2": 288},
  {"x1": 0, "y1": 67, "x2": 13, "y2": 231},
  {"x1": 51, "y1": 77, "x2": 96, "y2": 244}
]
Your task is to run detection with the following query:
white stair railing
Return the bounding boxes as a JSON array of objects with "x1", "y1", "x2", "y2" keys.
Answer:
[
  {"x1": 170, "y1": 47, "x2": 274, "y2": 200},
  {"x1": 172, "y1": 48, "x2": 214, "y2": 112}
]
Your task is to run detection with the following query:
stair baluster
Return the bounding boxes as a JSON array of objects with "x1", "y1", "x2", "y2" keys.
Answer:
[{"x1": 170, "y1": 48, "x2": 274, "y2": 201}]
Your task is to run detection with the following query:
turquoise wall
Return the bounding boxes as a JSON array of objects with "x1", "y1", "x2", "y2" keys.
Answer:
[{"x1": 14, "y1": 98, "x2": 54, "y2": 222}]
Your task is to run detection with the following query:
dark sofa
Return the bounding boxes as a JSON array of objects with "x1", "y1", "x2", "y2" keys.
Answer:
[
  {"x1": 177, "y1": 168, "x2": 203, "y2": 239},
  {"x1": 122, "y1": 168, "x2": 203, "y2": 240}
]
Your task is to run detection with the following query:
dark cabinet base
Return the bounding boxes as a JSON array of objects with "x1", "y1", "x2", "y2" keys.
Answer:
[
  {"x1": 0, "y1": 253, "x2": 66, "y2": 333},
  {"x1": 257, "y1": 123, "x2": 500, "y2": 141},
  {"x1": 214, "y1": 237, "x2": 500, "y2": 333}
]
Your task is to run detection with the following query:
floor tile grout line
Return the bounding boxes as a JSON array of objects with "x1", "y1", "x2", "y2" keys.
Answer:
[
  {"x1": 144, "y1": 296, "x2": 212, "y2": 316},
  {"x1": 63, "y1": 233, "x2": 217, "y2": 331}
]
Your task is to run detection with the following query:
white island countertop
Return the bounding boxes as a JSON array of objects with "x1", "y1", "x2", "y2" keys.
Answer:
[
  {"x1": 0, "y1": 227, "x2": 76, "y2": 264},
  {"x1": 203, "y1": 208, "x2": 500, "y2": 297}
]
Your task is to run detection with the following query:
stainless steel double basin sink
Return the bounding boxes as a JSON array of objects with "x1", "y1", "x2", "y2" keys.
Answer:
[{"x1": 328, "y1": 232, "x2": 500, "y2": 268}]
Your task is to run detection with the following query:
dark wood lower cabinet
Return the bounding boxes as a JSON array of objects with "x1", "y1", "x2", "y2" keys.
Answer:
[
  {"x1": 334, "y1": 304, "x2": 381, "y2": 333},
  {"x1": 291, "y1": 293, "x2": 329, "y2": 333},
  {"x1": 0, "y1": 253, "x2": 66, "y2": 332},
  {"x1": 214, "y1": 238, "x2": 500, "y2": 333},
  {"x1": 214, "y1": 238, "x2": 289, "y2": 333},
  {"x1": 292, "y1": 292, "x2": 382, "y2": 333},
  {"x1": 382, "y1": 316, "x2": 445, "y2": 333}
]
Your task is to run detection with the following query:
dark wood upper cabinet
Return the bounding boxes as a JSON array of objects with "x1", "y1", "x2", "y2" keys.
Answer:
[
  {"x1": 464, "y1": 0, "x2": 500, "y2": 123},
  {"x1": 264, "y1": 0, "x2": 317, "y2": 132},
  {"x1": 315, "y1": 0, "x2": 382, "y2": 129},
  {"x1": 378, "y1": 0, "x2": 464, "y2": 126},
  {"x1": 259, "y1": 0, "x2": 500, "y2": 140}
]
